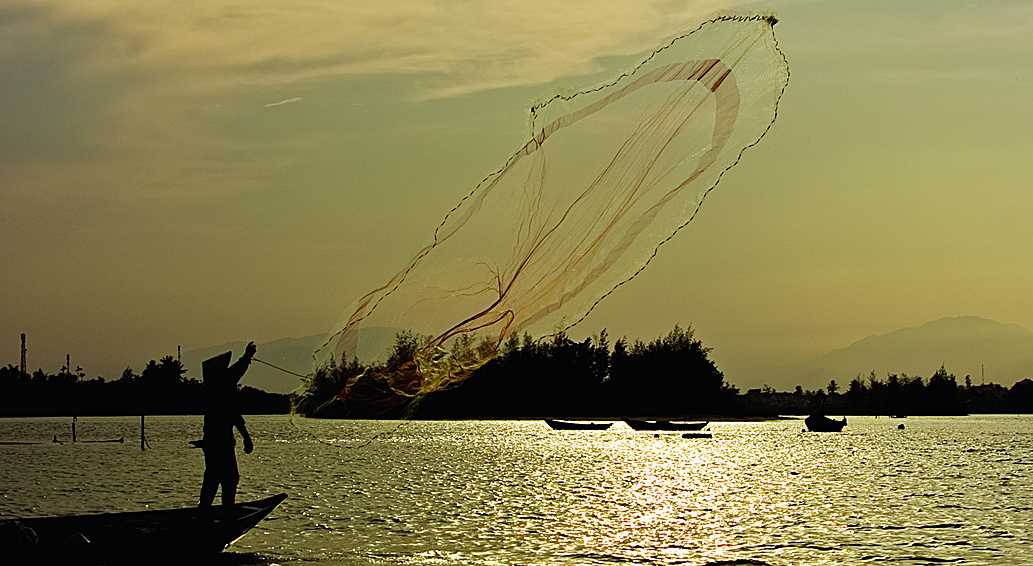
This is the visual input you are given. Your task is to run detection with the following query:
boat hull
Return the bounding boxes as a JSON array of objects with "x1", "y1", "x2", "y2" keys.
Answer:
[
  {"x1": 5, "y1": 493, "x2": 287, "y2": 564},
  {"x1": 544, "y1": 420, "x2": 613, "y2": 430},
  {"x1": 623, "y1": 419, "x2": 708, "y2": 431},
  {"x1": 804, "y1": 415, "x2": 846, "y2": 432}
]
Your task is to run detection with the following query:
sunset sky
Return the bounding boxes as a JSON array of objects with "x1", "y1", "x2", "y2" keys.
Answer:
[{"x1": 3, "y1": 0, "x2": 1031, "y2": 387}]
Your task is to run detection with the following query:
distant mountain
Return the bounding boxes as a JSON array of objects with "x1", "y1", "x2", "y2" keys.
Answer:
[
  {"x1": 730, "y1": 317, "x2": 1033, "y2": 392},
  {"x1": 181, "y1": 335, "x2": 325, "y2": 394},
  {"x1": 180, "y1": 327, "x2": 404, "y2": 394},
  {"x1": 184, "y1": 317, "x2": 1033, "y2": 395}
]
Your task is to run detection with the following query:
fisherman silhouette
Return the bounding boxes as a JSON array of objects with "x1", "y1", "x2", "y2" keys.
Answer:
[{"x1": 195, "y1": 341, "x2": 256, "y2": 508}]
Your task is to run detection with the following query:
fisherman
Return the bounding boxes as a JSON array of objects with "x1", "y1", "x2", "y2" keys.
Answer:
[{"x1": 196, "y1": 341, "x2": 256, "y2": 507}]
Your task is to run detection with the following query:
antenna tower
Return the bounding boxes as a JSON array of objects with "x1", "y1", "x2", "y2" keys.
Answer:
[{"x1": 20, "y1": 333, "x2": 26, "y2": 378}]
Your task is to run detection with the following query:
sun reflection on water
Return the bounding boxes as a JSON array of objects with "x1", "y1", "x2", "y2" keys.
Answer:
[{"x1": 2, "y1": 416, "x2": 1030, "y2": 565}]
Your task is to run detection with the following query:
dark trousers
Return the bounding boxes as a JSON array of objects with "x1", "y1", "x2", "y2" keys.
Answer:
[{"x1": 199, "y1": 445, "x2": 239, "y2": 507}]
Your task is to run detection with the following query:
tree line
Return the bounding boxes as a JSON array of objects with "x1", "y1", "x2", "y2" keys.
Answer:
[
  {"x1": 296, "y1": 325, "x2": 1033, "y2": 419},
  {"x1": 295, "y1": 325, "x2": 739, "y2": 418},
  {"x1": 5, "y1": 331, "x2": 1032, "y2": 418},
  {"x1": 740, "y1": 366, "x2": 1033, "y2": 416},
  {"x1": 0, "y1": 357, "x2": 288, "y2": 417}
]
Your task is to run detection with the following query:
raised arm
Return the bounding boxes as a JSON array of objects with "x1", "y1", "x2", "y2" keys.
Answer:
[{"x1": 226, "y1": 341, "x2": 257, "y2": 385}]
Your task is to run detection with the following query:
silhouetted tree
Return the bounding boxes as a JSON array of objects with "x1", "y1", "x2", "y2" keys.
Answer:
[
  {"x1": 1008, "y1": 379, "x2": 1033, "y2": 413},
  {"x1": 926, "y1": 365, "x2": 959, "y2": 414},
  {"x1": 0, "y1": 357, "x2": 285, "y2": 417}
]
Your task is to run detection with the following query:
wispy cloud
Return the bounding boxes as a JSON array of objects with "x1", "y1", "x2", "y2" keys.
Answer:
[
  {"x1": 264, "y1": 97, "x2": 303, "y2": 108},
  {"x1": 1, "y1": 0, "x2": 760, "y2": 206},
  {"x1": 23, "y1": 0, "x2": 751, "y2": 97}
]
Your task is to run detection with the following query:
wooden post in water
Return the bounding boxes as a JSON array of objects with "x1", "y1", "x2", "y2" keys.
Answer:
[
  {"x1": 141, "y1": 415, "x2": 146, "y2": 450},
  {"x1": 69, "y1": 354, "x2": 77, "y2": 442}
]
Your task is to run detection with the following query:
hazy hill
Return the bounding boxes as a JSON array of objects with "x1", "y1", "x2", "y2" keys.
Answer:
[
  {"x1": 180, "y1": 328, "x2": 402, "y2": 393},
  {"x1": 730, "y1": 317, "x2": 1033, "y2": 392},
  {"x1": 182, "y1": 317, "x2": 1033, "y2": 395},
  {"x1": 181, "y1": 335, "x2": 325, "y2": 393}
]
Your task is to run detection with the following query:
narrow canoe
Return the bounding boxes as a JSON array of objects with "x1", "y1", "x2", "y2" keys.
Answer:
[
  {"x1": 4, "y1": 493, "x2": 287, "y2": 564},
  {"x1": 623, "y1": 419, "x2": 709, "y2": 431},
  {"x1": 544, "y1": 419, "x2": 613, "y2": 430}
]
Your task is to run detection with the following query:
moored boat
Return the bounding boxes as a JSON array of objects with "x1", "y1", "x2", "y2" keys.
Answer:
[
  {"x1": 544, "y1": 419, "x2": 613, "y2": 430},
  {"x1": 623, "y1": 419, "x2": 708, "y2": 431},
  {"x1": 680, "y1": 432, "x2": 713, "y2": 439},
  {"x1": 3, "y1": 493, "x2": 287, "y2": 564},
  {"x1": 804, "y1": 415, "x2": 846, "y2": 432}
]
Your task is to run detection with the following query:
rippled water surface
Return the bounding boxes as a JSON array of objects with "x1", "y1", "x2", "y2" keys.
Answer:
[{"x1": 1, "y1": 415, "x2": 1030, "y2": 565}]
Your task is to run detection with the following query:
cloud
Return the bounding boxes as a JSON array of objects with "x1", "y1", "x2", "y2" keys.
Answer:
[
  {"x1": 23, "y1": 0, "x2": 751, "y2": 97},
  {"x1": 1, "y1": 0, "x2": 767, "y2": 209},
  {"x1": 264, "y1": 97, "x2": 303, "y2": 108}
]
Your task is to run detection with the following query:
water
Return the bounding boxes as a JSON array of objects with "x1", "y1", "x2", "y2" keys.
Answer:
[{"x1": 1, "y1": 415, "x2": 1030, "y2": 565}]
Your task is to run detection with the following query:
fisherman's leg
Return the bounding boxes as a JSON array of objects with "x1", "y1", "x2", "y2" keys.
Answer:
[
  {"x1": 220, "y1": 450, "x2": 240, "y2": 506},
  {"x1": 199, "y1": 450, "x2": 219, "y2": 508}
]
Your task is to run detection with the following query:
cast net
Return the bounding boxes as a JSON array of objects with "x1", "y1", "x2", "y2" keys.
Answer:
[{"x1": 309, "y1": 12, "x2": 789, "y2": 414}]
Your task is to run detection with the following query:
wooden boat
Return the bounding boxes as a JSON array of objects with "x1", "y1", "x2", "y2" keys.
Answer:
[
  {"x1": 3, "y1": 493, "x2": 286, "y2": 564},
  {"x1": 544, "y1": 419, "x2": 612, "y2": 430},
  {"x1": 680, "y1": 432, "x2": 713, "y2": 439},
  {"x1": 623, "y1": 419, "x2": 708, "y2": 431},
  {"x1": 804, "y1": 414, "x2": 847, "y2": 432}
]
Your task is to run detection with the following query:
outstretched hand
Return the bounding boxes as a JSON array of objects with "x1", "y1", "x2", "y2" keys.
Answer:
[{"x1": 244, "y1": 341, "x2": 257, "y2": 359}]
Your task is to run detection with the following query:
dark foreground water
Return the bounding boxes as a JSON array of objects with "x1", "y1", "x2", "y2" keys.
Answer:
[{"x1": 1, "y1": 415, "x2": 1030, "y2": 565}]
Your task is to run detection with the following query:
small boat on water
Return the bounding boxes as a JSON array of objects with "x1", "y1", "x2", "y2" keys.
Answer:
[
  {"x1": 623, "y1": 419, "x2": 708, "y2": 431},
  {"x1": 544, "y1": 419, "x2": 613, "y2": 430},
  {"x1": 804, "y1": 415, "x2": 847, "y2": 432},
  {"x1": 2, "y1": 493, "x2": 287, "y2": 564},
  {"x1": 680, "y1": 432, "x2": 713, "y2": 439}
]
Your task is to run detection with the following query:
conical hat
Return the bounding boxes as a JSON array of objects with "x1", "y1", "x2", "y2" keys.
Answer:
[{"x1": 202, "y1": 351, "x2": 232, "y2": 384}]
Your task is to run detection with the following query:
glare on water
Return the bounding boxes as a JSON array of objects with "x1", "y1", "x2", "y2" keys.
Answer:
[{"x1": 1, "y1": 415, "x2": 1030, "y2": 565}]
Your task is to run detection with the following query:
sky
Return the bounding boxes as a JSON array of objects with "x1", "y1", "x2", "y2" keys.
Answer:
[{"x1": 3, "y1": 0, "x2": 1032, "y2": 389}]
